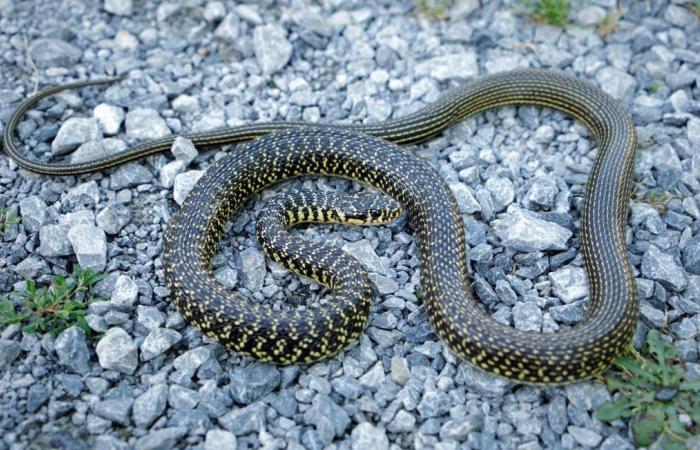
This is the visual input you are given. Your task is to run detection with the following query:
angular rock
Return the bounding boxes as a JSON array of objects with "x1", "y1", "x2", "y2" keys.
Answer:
[
  {"x1": 93, "y1": 103, "x2": 125, "y2": 135},
  {"x1": 55, "y1": 326, "x2": 91, "y2": 374},
  {"x1": 512, "y1": 302, "x2": 542, "y2": 332},
  {"x1": 595, "y1": 67, "x2": 637, "y2": 104},
  {"x1": 682, "y1": 235, "x2": 700, "y2": 275},
  {"x1": 104, "y1": 0, "x2": 132, "y2": 16},
  {"x1": 112, "y1": 275, "x2": 138, "y2": 310},
  {"x1": 29, "y1": 38, "x2": 81, "y2": 68},
  {"x1": 134, "y1": 427, "x2": 187, "y2": 450},
  {"x1": 415, "y1": 52, "x2": 478, "y2": 81},
  {"x1": 642, "y1": 245, "x2": 688, "y2": 292},
  {"x1": 173, "y1": 170, "x2": 204, "y2": 205},
  {"x1": 342, "y1": 240, "x2": 385, "y2": 274},
  {"x1": 95, "y1": 327, "x2": 138, "y2": 375},
  {"x1": 218, "y1": 403, "x2": 266, "y2": 434},
  {"x1": 133, "y1": 384, "x2": 168, "y2": 428},
  {"x1": 493, "y1": 208, "x2": 572, "y2": 252},
  {"x1": 449, "y1": 182, "x2": 481, "y2": 213},
  {"x1": 0, "y1": 339, "x2": 21, "y2": 370},
  {"x1": 38, "y1": 225, "x2": 72, "y2": 257},
  {"x1": 204, "y1": 430, "x2": 237, "y2": 450},
  {"x1": 68, "y1": 225, "x2": 107, "y2": 272},
  {"x1": 51, "y1": 118, "x2": 101, "y2": 156},
  {"x1": 110, "y1": 162, "x2": 153, "y2": 189},
  {"x1": 253, "y1": 24, "x2": 293, "y2": 74},
  {"x1": 125, "y1": 108, "x2": 170, "y2": 140},
  {"x1": 96, "y1": 203, "x2": 131, "y2": 235},
  {"x1": 171, "y1": 137, "x2": 198, "y2": 166},
  {"x1": 65, "y1": 181, "x2": 100, "y2": 206},
  {"x1": 160, "y1": 160, "x2": 186, "y2": 189},
  {"x1": 140, "y1": 328, "x2": 182, "y2": 361},
  {"x1": 351, "y1": 422, "x2": 389, "y2": 450},
  {"x1": 548, "y1": 266, "x2": 588, "y2": 303},
  {"x1": 229, "y1": 363, "x2": 281, "y2": 404},
  {"x1": 93, "y1": 398, "x2": 132, "y2": 426}
]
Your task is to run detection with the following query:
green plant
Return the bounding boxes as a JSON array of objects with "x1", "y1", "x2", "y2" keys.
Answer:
[
  {"x1": 633, "y1": 188, "x2": 671, "y2": 211},
  {"x1": 649, "y1": 80, "x2": 664, "y2": 94},
  {"x1": 596, "y1": 330, "x2": 700, "y2": 449},
  {"x1": 0, "y1": 267, "x2": 107, "y2": 336},
  {"x1": 0, "y1": 208, "x2": 20, "y2": 233},
  {"x1": 524, "y1": 0, "x2": 571, "y2": 27},
  {"x1": 414, "y1": 0, "x2": 453, "y2": 19},
  {"x1": 692, "y1": 1, "x2": 700, "y2": 20}
]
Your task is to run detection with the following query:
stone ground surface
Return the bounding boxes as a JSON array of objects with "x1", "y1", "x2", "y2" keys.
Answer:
[{"x1": 1, "y1": 0, "x2": 699, "y2": 449}]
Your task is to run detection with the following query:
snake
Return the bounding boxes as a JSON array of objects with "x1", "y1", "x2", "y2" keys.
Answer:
[{"x1": 2, "y1": 69, "x2": 638, "y2": 383}]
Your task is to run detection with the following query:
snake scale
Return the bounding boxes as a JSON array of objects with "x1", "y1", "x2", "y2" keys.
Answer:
[{"x1": 3, "y1": 69, "x2": 638, "y2": 383}]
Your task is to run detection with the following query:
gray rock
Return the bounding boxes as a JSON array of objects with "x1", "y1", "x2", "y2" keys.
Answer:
[
  {"x1": 110, "y1": 163, "x2": 153, "y2": 189},
  {"x1": 134, "y1": 427, "x2": 187, "y2": 450},
  {"x1": 457, "y1": 363, "x2": 512, "y2": 397},
  {"x1": 304, "y1": 394, "x2": 351, "y2": 441},
  {"x1": 93, "y1": 103, "x2": 125, "y2": 135},
  {"x1": 342, "y1": 240, "x2": 385, "y2": 274},
  {"x1": 173, "y1": 170, "x2": 204, "y2": 205},
  {"x1": 547, "y1": 396, "x2": 568, "y2": 434},
  {"x1": 70, "y1": 138, "x2": 126, "y2": 164},
  {"x1": 414, "y1": 52, "x2": 478, "y2": 81},
  {"x1": 331, "y1": 375, "x2": 364, "y2": 399},
  {"x1": 549, "y1": 301, "x2": 585, "y2": 325},
  {"x1": 595, "y1": 67, "x2": 637, "y2": 104},
  {"x1": 94, "y1": 398, "x2": 132, "y2": 426},
  {"x1": 440, "y1": 415, "x2": 483, "y2": 440},
  {"x1": 19, "y1": 196, "x2": 48, "y2": 230},
  {"x1": 171, "y1": 137, "x2": 198, "y2": 166},
  {"x1": 0, "y1": 339, "x2": 21, "y2": 369},
  {"x1": 112, "y1": 275, "x2": 138, "y2": 310},
  {"x1": 65, "y1": 181, "x2": 100, "y2": 206},
  {"x1": 682, "y1": 235, "x2": 700, "y2": 275},
  {"x1": 27, "y1": 383, "x2": 50, "y2": 413},
  {"x1": 640, "y1": 304, "x2": 666, "y2": 328},
  {"x1": 136, "y1": 306, "x2": 166, "y2": 331},
  {"x1": 599, "y1": 434, "x2": 635, "y2": 450},
  {"x1": 94, "y1": 436, "x2": 129, "y2": 450},
  {"x1": 641, "y1": 245, "x2": 688, "y2": 292},
  {"x1": 484, "y1": 178, "x2": 515, "y2": 212},
  {"x1": 576, "y1": 5, "x2": 605, "y2": 25},
  {"x1": 417, "y1": 385, "x2": 451, "y2": 418},
  {"x1": 253, "y1": 24, "x2": 293, "y2": 74},
  {"x1": 168, "y1": 384, "x2": 199, "y2": 410},
  {"x1": 351, "y1": 422, "x2": 389, "y2": 450},
  {"x1": 125, "y1": 108, "x2": 171, "y2": 140},
  {"x1": 218, "y1": 403, "x2": 266, "y2": 434},
  {"x1": 239, "y1": 248, "x2": 266, "y2": 291},
  {"x1": 38, "y1": 225, "x2": 72, "y2": 257},
  {"x1": 688, "y1": 118, "x2": 700, "y2": 145},
  {"x1": 133, "y1": 384, "x2": 168, "y2": 428},
  {"x1": 214, "y1": 13, "x2": 240, "y2": 42},
  {"x1": 29, "y1": 38, "x2": 81, "y2": 68},
  {"x1": 172, "y1": 95, "x2": 200, "y2": 114},
  {"x1": 104, "y1": 0, "x2": 132, "y2": 16},
  {"x1": 95, "y1": 327, "x2": 138, "y2": 375},
  {"x1": 204, "y1": 430, "x2": 237, "y2": 450},
  {"x1": 55, "y1": 327, "x2": 91, "y2": 374},
  {"x1": 388, "y1": 409, "x2": 416, "y2": 433},
  {"x1": 59, "y1": 210, "x2": 95, "y2": 227},
  {"x1": 368, "y1": 273, "x2": 399, "y2": 295},
  {"x1": 548, "y1": 266, "x2": 588, "y2": 303},
  {"x1": 160, "y1": 160, "x2": 186, "y2": 189},
  {"x1": 229, "y1": 363, "x2": 281, "y2": 404},
  {"x1": 390, "y1": 356, "x2": 410, "y2": 385},
  {"x1": 140, "y1": 328, "x2": 182, "y2": 361},
  {"x1": 525, "y1": 176, "x2": 558, "y2": 209},
  {"x1": 214, "y1": 266, "x2": 238, "y2": 289},
  {"x1": 97, "y1": 203, "x2": 131, "y2": 235},
  {"x1": 51, "y1": 118, "x2": 101, "y2": 156},
  {"x1": 173, "y1": 347, "x2": 211, "y2": 374},
  {"x1": 359, "y1": 361, "x2": 385, "y2": 391},
  {"x1": 568, "y1": 426, "x2": 602, "y2": 447},
  {"x1": 512, "y1": 302, "x2": 542, "y2": 332},
  {"x1": 493, "y1": 208, "x2": 572, "y2": 252},
  {"x1": 449, "y1": 182, "x2": 480, "y2": 213},
  {"x1": 68, "y1": 225, "x2": 107, "y2": 272}
]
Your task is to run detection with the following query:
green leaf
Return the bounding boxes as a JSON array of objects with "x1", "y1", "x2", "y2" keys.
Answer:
[
  {"x1": 632, "y1": 412, "x2": 664, "y2": 446},
  {"x1": 597, "y1": 397, "x2": 634, "y2": 421},
  {"x1": 679, "y1": 380, "x2": 700, "y2": 392}
]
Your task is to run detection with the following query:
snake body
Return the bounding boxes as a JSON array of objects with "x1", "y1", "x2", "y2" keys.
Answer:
[{"x1": 3, "y1": 70, "x2": 638, "y2": 383}]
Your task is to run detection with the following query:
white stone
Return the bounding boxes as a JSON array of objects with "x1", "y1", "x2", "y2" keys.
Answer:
[
  {"x1": 94, "y1": 103, "x2": 125, "y2": 135},
  {"x1": 173, "y1": 170, "x2": 204, "y2": 205}
]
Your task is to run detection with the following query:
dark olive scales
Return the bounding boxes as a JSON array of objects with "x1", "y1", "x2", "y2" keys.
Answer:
[{"x1": 3, "y1": 70, "x2": 638, "y2": 383}]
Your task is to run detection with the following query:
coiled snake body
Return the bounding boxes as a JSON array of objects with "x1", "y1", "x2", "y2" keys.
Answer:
[{"x1": 3, "y1": 70, "x2": 638, "y2": 383}]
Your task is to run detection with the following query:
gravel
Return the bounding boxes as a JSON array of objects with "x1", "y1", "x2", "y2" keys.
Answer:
[{"x1": 1, "y1": 1, "x2": 699, "y2": 449}]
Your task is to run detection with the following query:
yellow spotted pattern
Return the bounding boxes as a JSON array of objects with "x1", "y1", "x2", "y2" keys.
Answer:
[{"x1": 3, "y1": 70, "x2": 639, "y2": 383}]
